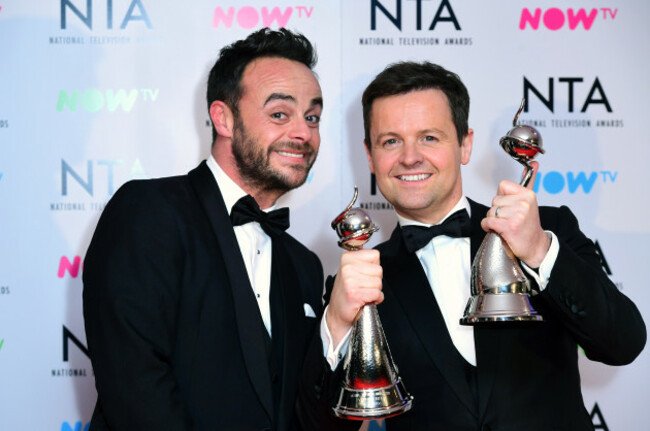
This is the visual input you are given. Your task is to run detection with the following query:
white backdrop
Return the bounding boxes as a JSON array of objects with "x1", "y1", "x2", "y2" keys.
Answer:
[{"x1": 0, "y1": 1, "x2": 648, "y2": 430}]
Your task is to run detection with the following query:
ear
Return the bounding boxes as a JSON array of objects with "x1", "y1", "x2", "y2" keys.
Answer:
[
  {"x1": 460, "y1": 128, "x2": 473, "y2": 165},
  {"x1": 209, "y1": 101, "x2": 234, "y2": 139},
  {"x1": 364, "y1": 140, "x2": 375, "y2": 174}
]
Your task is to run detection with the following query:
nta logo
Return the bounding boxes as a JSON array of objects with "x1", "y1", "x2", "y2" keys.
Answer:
[
  {"x1": 371, "y1": 0, "x2": 460, "y2": 31},
  {"x1": 212, "y1": 6, "x2": 313, "y2": 29},
  {"x1": 57, "y1": 88, "x2": 159, "y2": 113},
  {"x1": 524, "y1": 77, "x2": 612, "y2": 113},
  {"x1": 590, "y1": 403, "x2": 610, "y2": 430},
  {"x1": 533, "y1": 171, "x2": 617, "y2": 194},
  {"x1": 63, "y1": 325, "x2": 89, "y2": 361},
  {"x1": 60, "y1": 159, "x2": 147, "y2": 197},
  {"x1": 520, "y1": 8, "x2": 617, "y2": 31},
  {"x1": 61, "y1": 0, "x2": 152, "y2": 30}
]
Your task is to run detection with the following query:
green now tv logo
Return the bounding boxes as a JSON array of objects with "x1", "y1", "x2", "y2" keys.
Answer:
[{"x1": 57, "y1": 88, "x2": 159, "y2": 112}]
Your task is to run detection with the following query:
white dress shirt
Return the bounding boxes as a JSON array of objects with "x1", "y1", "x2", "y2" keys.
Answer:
[
  {"x1": 206, "y1": 156, "x2": 274, "y2": 336},
  {"x1": 322, "y1": 196, "x2": 559, "y2": 369}
]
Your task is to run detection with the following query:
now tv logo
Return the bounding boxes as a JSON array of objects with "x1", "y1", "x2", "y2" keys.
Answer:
[
  {"x1": 57, "y1": 88, "x2": 159, "y2": 113},
  {"x1": 533, "y1": 170, "x2": 617, "y2": 194},
  {"x1": 520, "y1": 7, "x2": 618, "y2": 31},
  {"x1": 61, "y1": 422, "x2": 90, "y2": 431},
  {"x1": 212, "y1": 6, "x2": 313, "y2": 29},
  {"x1": 59, "y1": 256, "x2": 83, "y2": 278}
]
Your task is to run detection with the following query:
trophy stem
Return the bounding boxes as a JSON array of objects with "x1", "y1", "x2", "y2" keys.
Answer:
[
  {"x1": 520, "y1": 163, "x2": 534, "y2": 188},
  {"x1": 332, "y1": 305, "x2": 413, "y2": 419},
  {"x1": 330, "y1": 186, "x2": 413, "y2": 419},
  {"x1": 462, "y1": 99, "x2": 546, "y2": 325},
  {"x1": 460, "y1": 231, "x2": 543, "y2": 324}
]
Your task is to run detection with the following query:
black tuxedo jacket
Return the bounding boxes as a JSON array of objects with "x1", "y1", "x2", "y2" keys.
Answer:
[
  {"x1": 83, "y1": 161, "x2": 324, "y2": 431},
  {"x1": 300, "y1": 199, "x2": 646, "y2": 431}
]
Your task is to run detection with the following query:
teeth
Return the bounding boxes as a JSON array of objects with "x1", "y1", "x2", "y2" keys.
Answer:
[
  {"x1": 277, "y1": 151, "x2": 304, "y2": 158},
  {"x1": 398, "y1": 173, "x2": 430, "y2": 181}
]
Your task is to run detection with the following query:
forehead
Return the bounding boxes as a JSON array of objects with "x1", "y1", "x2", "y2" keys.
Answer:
[
  {"x1": 240, "y1": 57, "x2": 321, "y2": 102},
  {"x1": 372, "y1": 89, "x2": 451, "y2": 120},
  {"x1": 369, "y1": 89, "x2": 453, "y2": 133}
]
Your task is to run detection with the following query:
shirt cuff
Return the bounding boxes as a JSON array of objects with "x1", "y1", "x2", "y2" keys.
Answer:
[
  {"x1": 320, "y1": 305, "x2": 352, "y2": 370},
  {"x1": 521, "y1": 231, "x2": 558, "y2": 291}
]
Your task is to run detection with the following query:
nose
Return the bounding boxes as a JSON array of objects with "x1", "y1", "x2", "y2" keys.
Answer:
[
  {"x1": 289, "y1": 118, "x2": 312, "y2": 143},
  {"x1": 399, "y1": 141, "x2": 423, "y2": 167}
]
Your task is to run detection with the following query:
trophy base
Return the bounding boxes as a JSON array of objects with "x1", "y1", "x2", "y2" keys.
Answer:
[
  {"x1": 332, "y1": 378, "x2": 413, "y2": 420},
  {"x1": 460, "y1": 292, "x2": 543, "y2": 325}
]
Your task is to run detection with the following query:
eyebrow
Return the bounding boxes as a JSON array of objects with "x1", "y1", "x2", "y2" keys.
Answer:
[
  {"x1": 373, "y1": 128, "x2": 447, "y2": 142},
  {"x1": 264, "y1": 93, "x2": 323, "y2": 109}
]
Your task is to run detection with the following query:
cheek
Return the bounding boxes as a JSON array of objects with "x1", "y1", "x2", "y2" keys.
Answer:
[
  {"x1": 371, "y1": 154, "x2": 393, "y2": 176},
  {"x1": 431, "y1": 148, "x2": 458, "y2": 168},
  {"x1": 310, "y1": 130, "x2": 321, "y2": 148}
]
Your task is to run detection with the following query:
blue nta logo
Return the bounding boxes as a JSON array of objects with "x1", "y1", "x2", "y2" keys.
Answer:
[
  {"x1": 61, "y1": 0, "x2": 152, "y2": 30},
  {"x1": 60, "y1": 158, "x2": 147, "y2": 197}
]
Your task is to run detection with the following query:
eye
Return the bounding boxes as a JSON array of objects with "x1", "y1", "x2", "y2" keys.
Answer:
[
  {"x1": 423, "y1": 135, "x2": 437, "y2": 142},
  {"x1": 305, "y1": 114, "x2": 320, "y2": 125},
  {"x1": 271, "y1": 112, "x2": 287, "y2": 120},
  {"x1": 383, "y1": 138, "x2": 399, "y2": 147}
]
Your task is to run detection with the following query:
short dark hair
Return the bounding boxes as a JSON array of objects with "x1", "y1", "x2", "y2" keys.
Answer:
[
  {"x1": 206, "y1": 28, "x2": 317, "y2": 141},
  {"x1": 362, "y1": 61, "x2": 470, "y2": 149}
]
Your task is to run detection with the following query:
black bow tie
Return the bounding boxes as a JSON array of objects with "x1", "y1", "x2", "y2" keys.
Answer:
[
  {"x1": 401, "y1": 209, "x2": 471, "y2": 253},
  {"x1": 230, "y1": 195, "x2": 290, "y2": 238}
]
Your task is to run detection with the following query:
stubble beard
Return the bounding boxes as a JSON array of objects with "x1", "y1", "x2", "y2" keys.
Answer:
[{"x1": 231, "y1": 115, "x2": 317, "y2": 194}]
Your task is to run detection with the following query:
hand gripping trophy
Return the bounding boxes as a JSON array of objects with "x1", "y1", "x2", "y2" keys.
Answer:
[
  {"x1": 461, "y1": 99, "x2": 546, "y2": 325},
  {"x1": 330, "y1": 187, "x2": 413, "y2": 419}
]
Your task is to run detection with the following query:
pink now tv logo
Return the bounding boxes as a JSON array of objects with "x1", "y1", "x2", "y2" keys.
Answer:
[
  {"x1": 212, "y1": 6, "x2": 314, "y2": 29},
  {"x1": 59, "y1": 256, "x2": 83, "y2": 278},
  {"x1": 519, "y1": 7, "x2": 618, "y2": 31}
]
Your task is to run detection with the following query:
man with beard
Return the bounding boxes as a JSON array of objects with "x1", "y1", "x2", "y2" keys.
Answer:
[{"x1": 83, "y1": 28, "x2": 324, "y2": 431}]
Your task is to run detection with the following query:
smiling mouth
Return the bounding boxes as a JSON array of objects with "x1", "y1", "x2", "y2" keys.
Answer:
[
  {"x1": 276, "y1": 150, "x2": 305, "y2": 159},
  {"x1": 397, "y1": 173, "x2": 431, "y2": 182}
]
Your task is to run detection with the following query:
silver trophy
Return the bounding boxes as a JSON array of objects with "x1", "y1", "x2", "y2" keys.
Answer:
[
  {"x1": 331, "y1": 186, "x2": 413, "y2": 420},
  {"x1": 460, "y1": 99, "x2": 545, "y2": 325}
]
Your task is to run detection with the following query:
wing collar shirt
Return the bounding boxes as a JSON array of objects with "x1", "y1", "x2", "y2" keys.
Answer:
[
  {"x1": 207, "y1": 155, "x2": 274, "y2": 336},
  {"x1": 322, "y1": 196, "x2": 559, "y2": 369}
]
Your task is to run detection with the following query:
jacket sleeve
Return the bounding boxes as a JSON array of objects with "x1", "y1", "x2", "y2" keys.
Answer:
[
  {"x1": 83, "y1": 181, "x2": 192, "y2": 430},
  {"x1": 540, "y1": 205, "x2": 646, "y2": 365},
  {"x1": 296, "y1": 275, "x2": 362, "y2": 431}
]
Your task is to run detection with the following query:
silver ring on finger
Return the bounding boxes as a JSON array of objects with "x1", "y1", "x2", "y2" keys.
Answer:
[{"x1": 495, "y1": 206, "x2": 501, "y2": 218}]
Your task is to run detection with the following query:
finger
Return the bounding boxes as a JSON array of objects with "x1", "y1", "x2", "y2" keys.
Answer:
[
  {"x1": 497, "y1": 179, "x2": 528, "y2": 197},
  {"x1": 358, "y1": 288, "x2": 384, "y2": 306},
  {"x1": 340, "y1": 249, "x2": 380, "y2": 265},
  {"x1": 339, "y1": 256, "x2": 383, "y2": 279}
]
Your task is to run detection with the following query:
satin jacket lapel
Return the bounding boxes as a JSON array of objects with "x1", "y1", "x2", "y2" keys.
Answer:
[
  {"x1": 188, "y1": 161, "x2": 273, "y2": 419},
  {"x1": 270, "y1": 238, "x2": 305, "y2": 431},
  {"x1": 380, "y1": 225, "x2": 476, "y2": 418},
  {"x1": 468, "y1": 199, "x2": 501, "y2": 420}
]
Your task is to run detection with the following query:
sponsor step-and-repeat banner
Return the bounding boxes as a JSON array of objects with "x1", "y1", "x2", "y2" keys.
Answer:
[{"x1": 0, "y1": 1, "x2": 648, "y2": 429}]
